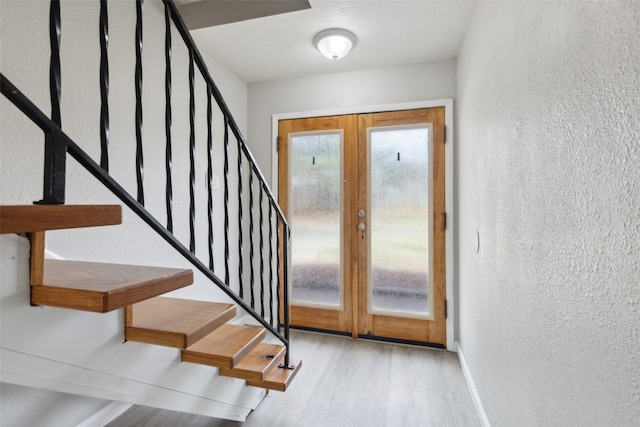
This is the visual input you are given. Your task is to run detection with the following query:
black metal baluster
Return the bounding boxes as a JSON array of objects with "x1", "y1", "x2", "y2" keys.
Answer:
[
  {"x1": 188, "y1": 48, "x2": 196, "y2": 254},
  {"x1": 2, "y1": 69, "x2": 287, "y2": 347},
  {"x1": 276, "y1": 217, "x2": 281, "y2": 330},
  {"x1": 259, "y1": 185, "x2": 265, "y2": 318},
  {"x1": 268, "y1": 202, "x2": 274, "y2": 326},
  {"x1": 40, "y1": 0, "x2": 66, "y2": 205},
  {"x1": 162, "y1": 2, "x2": 293, "y2": 349},
  {"x1": 206, "y1": 84, "x2": 214, "y2": 270},
  {"x1": 223, "y1": 115, "x2": 230, "y2": 286},
  {"x1": 40, "y1": 131, "x2": 67, "y2": 205},
  {"x1": 99, "y1": 0, "x2": 109, "y2": 171},
  {"x1": 3, "y1": 0, "x2": 297, "y2": 353},
  {"x1": 49, "y1": 0, "x2": 61, "y2": 128},
  {"x1": 282, "y1": 225, "x2": 291, "y2": 368},
  {"x1": 164, "y1": 1, "x2": 173, "y2": 232},
  {"x1": 249, "y1": 170, "x2": 255, "y2": 308},
  {"x1": 134, "y1": 0, "x2": 144, "y2": 205},
  {"x1": 237, "y1": 139, "x2": 244, "y2": 299}
]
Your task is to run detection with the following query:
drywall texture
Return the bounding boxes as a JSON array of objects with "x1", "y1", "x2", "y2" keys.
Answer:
[
  {"x1": 0, "y1": 0, "x2": 249, "y2": 423},
  {"x1": 457, "y1": 2, "x2": 639, "y2": 426},
  {"x1": 0, "y1": 383, "x2": 108, "y2": 427},
  {"x1": 0, "y1": 0, "x2": 248, "y2": 273},
  {"x1": 247, "y1": 59, "x2": 456, "y2": 182},
  {"x1": 0, "y1": 0, "x2": 251, "y2": 294}
]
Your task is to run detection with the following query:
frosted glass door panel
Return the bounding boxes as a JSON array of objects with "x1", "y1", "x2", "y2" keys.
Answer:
[
  {"x1": 290, "y1": 133, "x2": 342, "y2": 307},
  {"x1": 369, "y1": 127, "x2": 430, "y2": 315}
]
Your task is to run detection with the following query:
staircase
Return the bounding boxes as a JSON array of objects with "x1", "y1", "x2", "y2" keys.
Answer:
[
  {"x1": 0, "y1": 204, "x2": 300, "y2": 393},
  {"x1": 1, "y1": 0, "x2": 298, "y2": 420}
]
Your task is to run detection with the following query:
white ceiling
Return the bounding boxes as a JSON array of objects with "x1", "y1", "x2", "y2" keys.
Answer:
[{"x1": 186, "y1": 0, "x2": 476, "y2": 83}]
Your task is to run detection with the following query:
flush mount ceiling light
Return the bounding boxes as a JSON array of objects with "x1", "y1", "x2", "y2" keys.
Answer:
[{"x1": 313, "y1": 29, "x2": 356, "y2": 60}]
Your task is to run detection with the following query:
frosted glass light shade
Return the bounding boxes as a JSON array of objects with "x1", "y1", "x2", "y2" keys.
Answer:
[{"x1": 314, "y1": 29, "x2": 356, "y2": 60}]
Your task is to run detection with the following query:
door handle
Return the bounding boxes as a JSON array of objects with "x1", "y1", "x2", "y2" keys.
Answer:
[{"x1": 358, "y1": 222, "x2": 366, "y2": 231}]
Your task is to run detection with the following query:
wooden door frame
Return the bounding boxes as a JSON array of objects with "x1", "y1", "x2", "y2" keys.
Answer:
[{"x1": 271, "y1": 99, "x2": 457, "y2": 351}]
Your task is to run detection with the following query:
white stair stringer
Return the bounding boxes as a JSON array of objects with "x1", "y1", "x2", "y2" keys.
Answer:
[
  {"x1": 0, "y1": 234, "x2": 266, "y2": 422},
  {"x1": 0, "y1": 349, "x2": 260, "y2": 421}
]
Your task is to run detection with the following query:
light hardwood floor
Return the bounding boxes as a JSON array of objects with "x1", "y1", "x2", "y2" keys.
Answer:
[{"x1": 107, "y1": 330, "x2": 481, "y2": 427}]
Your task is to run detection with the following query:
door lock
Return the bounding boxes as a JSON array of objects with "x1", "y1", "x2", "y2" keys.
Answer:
[{"x1": 358, "y1": 210, "x2": 366, "y2": 218}]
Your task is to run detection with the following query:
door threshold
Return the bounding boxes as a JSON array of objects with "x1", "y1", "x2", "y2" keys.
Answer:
[
  {"x1": 290, "y1": 325, "x2": 352, "y2": 337},
  {"x1": 358, "y1": 334, "x2": 446, "y2": 350},
  {"x1": 290, "y1": 326, "x2": 447, "y2": 350}
]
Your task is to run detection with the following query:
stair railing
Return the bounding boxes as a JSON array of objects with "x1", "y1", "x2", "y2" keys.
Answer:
[{"x1": 0, "y1": 0, "x2": 293, "y2": 368}]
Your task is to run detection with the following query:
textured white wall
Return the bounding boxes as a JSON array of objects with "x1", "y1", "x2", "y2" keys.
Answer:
[
  {"x1": 0, "y1": 383, "x2": 109, "y2": 427},
  {"x1": 0, "y1": 0, "x2": 248, "y2": 271},
  {"x1": 456, "y1": 1, "x2": 640, "y2": 426},
  {"x1": 246, "y1": 59, "x2": 457, "y2": 182},
  {"x1": 0, "y1": 0, "x2": 248, "y2": 423},
  {"x1": 0, "y1": 0, "x2": 248, "y2": 288}
]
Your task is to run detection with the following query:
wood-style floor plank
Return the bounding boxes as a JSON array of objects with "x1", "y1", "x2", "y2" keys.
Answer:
[
  {"x1": 426, "y1": 388, "x2": 481, "y2": 427},
  {"x1": 108, "y1": 331, "x2": 481, "y2": 427}
]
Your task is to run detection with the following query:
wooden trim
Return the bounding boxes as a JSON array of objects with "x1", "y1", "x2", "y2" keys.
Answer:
[
  {"x1": 125, "y1": 305, "x2": 134, "y2": 327},
  {"x1": 278, "y1": 108, "x2": 446, "y2": 345},
  {"x1": 343, "y1": 113, "x2": 359, "y2": 337},
  {"x1": 0, "y1": 205, "x2": 122, "y2": 234},
  {"x1": 277, "y1": 120, "x2": 291, "y2": 326},
  {"x1": 356, "y1": 113, "x2": 372, "y2": 337},
  {"x1": 28, "y1": 231, "x2": 46, "y2": 285},
  {"x1": 290, "y1": 305, "x2": 340, "y2": 331},
  {"x1": 429, "y1": 107, "x2": 447, "y2": 345}
]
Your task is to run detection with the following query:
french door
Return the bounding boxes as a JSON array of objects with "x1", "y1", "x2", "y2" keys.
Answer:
[{"x1": 278, "y1": 108, "x2": 446, "y2": 347}]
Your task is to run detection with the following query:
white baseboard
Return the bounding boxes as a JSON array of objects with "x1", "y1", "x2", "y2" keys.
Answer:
[
  {"x1": 77, "y1": 401, "x2": 133, "y2": 427},
  {"x1": 456, "y1": 343, "x2": 491, "y2": 427}
]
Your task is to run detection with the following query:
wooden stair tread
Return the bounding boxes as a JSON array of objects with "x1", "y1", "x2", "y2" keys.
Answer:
[
  {"x1": 0, "y1": 205, "x2": 121, "y2": 234},
  {"x1": 125, "y1": 297, "x2": 235, "y2": 348},
  {"x1": 182, "y1": 324, "x2": 265, "y2": 369},
  {"x1": 218, "y1": 343, "x2": 286, "y2": 382},
  {"x1": 246, "y1": 358, "x2": 302, "y2": 392},
  {"x1": 31, "y1": 260, "x2": 193, "y2": 313}
]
